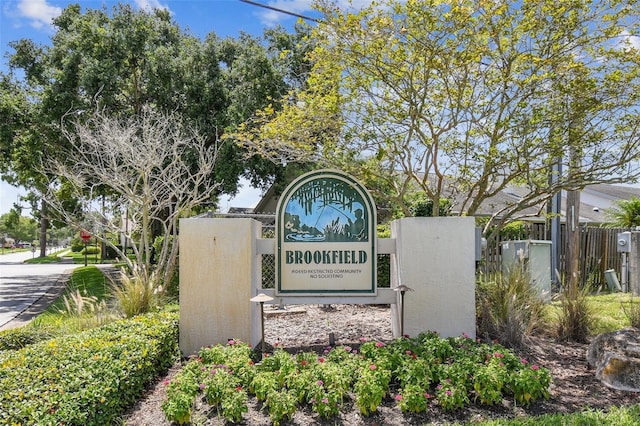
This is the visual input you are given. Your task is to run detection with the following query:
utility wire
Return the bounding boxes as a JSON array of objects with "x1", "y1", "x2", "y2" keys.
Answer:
[{"x1": 239, "y1": 0, "x2": 320, "y2": 23}]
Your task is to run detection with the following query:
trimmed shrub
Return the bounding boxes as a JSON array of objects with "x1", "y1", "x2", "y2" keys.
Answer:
[
  {"x1": 0, "y1": 309, "x2": 179, "y2": 425},
  {"x1": 0, "y1": 327, "x2": 57, "y2": 351},
  {"x1": 81, "y1": 245, "x2": 100, "y2": 255},
  {"x1": 70, "y1": 237, "x2": 84, "y2": 252}
]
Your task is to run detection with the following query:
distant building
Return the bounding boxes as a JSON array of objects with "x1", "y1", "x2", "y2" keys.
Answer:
[{"x1": 242, "y1": 182, "x2": 640, "y2": 226}]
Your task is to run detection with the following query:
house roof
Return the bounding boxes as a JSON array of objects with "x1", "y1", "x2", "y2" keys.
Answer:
[
  {"x1": 466, "y1": 183, "x2": 640, "y2": 224},
  {"x1": 242, "y1": 180, "x2": 640, "y2": 225}
]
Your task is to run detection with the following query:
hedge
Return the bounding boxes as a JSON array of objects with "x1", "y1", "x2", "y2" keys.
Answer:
[
  {"x1": 0, "y1": 327, "x2": 58, "y2": 352},
  {"x1": 0, "y1": 310, "x2": 179, "y2": 425}
]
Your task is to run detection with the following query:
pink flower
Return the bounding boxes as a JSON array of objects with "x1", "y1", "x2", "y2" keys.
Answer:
[
  {"x1": 395, "y1": 394, "x2": 403, "y2": 401},
  {"x1": 369, "y1": 364, "x2": 377, "y2": 370},
  {"x1": 405, "y1": 350, "x2": 412, "y2": 355},
  {"x1": 375, "y1": 341, "x2": 385, "y2": 347},
  {"x1": 317, "y1": 380, "x2": 324, "y2": 386},
  {"x1": 162, "y1": 379, "x2": 170, "y2": 386},
  {"x1": 462, "y1": 332, "x2": 469, "y2": 338},
  {"x1": 344, "y1": 346, "x2": 352, "y2": 352},
  {"x1": 493, "y1": 352, "x2": 504, "y2": 358},
  {"x1": 359, "y1": 337, "x2": 367, "y2": 342},
  {"x1": 445, "y1": 390, "x2": 452, "y2": 396},
  {"x1": 424, "y1": 393, "x2": 432, "y2": 399},
  {"x1": 322, "y1": 398, "x2": 329, "y2": 404},
  {"x1": 520, "y1": 358, "x2": 528, "y2": 364},
  {"x1": 531, "y1": 364, "x2": 540, "y2": 370},
  {"x1": 227, "y1": 339, "x2": 235, "y2": 345},
  {"x1": 199, "y1": 383, "x2": 205, "y2": 390}
]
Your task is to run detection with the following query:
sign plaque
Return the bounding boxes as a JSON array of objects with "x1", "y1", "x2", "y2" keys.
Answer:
[{"x1": 276, "y1": 170, "x2": 376, "y2": 295}]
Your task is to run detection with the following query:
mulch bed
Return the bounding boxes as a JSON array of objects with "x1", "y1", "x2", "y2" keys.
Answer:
[{"x1": 123, "y1": 305, "x2": 639, "y2": 425}]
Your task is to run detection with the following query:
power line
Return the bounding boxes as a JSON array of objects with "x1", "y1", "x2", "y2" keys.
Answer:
[{"x1": 239, "y1": 0, "x2": 320, "y2": 23}]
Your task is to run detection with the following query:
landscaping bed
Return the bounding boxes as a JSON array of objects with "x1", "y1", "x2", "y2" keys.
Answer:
[{"x1": 124, "y1": 305, "x2": 640, "y2": 425}]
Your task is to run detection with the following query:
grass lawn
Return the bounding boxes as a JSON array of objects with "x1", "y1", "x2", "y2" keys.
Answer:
[
  {"x1": 32, "y1": 265, "x2": 115, "y2": 332},
  {"x1": 545, "y1": 291, "x2": 640, "y2": 335}
]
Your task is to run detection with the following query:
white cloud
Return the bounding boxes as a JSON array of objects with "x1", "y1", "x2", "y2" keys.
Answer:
[
  {"x1": 16, "y1": 0, "x2": 61, "y2": 29},
  {"x1": 134, "y1": 0, "x2": 170, "y2": 13},
  {"x1": 620, "y1": 30, "x2": 640, "y2": 51},
  {"x1": 257, "y1": 0, "x2": 315, "y2": 26}
]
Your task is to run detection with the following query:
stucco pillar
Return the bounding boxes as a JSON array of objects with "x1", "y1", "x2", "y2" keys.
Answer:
[
  {"x1": 179, "y1": 218, "x2": 262, "y2": 356},
  {"x1": 390, "y1": 217, "x2": 476, "y2": 339}
]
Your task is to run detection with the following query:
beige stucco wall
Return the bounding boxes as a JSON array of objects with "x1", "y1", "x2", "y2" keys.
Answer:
[
  {"x1": 390, "y1": 217, "x2": 476, "y2": 339},
  {"x1": 179, "y1": 218, "x2": 262, "y2": 356}
]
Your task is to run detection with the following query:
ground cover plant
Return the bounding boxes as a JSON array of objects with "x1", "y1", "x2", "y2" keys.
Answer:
[
  {"x1": 0, "y1": 309, "x2": 179, "y2": 425},
  {"x1": 162, "y1": 334, "x2": 551, "y2": 425}
]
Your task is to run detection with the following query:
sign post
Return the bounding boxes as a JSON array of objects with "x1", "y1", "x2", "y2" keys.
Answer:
[{"x1": 80, "y1": 230, "x2": 91, "y2": 266}]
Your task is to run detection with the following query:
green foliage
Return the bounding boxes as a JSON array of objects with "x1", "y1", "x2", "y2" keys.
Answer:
[
  {"x1": 46, "y1": 266, "x2": 110, "y2": 314},
  {"x1": 556, "y1": 281, "x2": 595, "y2": 343},
  {"x1": 70, "y1": 237, "x2": 84, "y2": 252},
  {"x1": 25, "y1": 266, "x2": 114, "y2": 333},
  {"x1": 81, "y1": 244, "x2": 100, "y2": 255},
  {"x1": 405, "y1": 192, "x2": 452, "y2": 217},
  {"x1": 0, "y1": 213, "x2": 38, "y2": 244},
  {"x1": 0, "y1": 310, "x2": 179, "y2": 425},
  {"x1": 605, "y1": 196, "x2": 640, "y2": 228},
  {"x1": 477, "y1": 404, "x2": 640, "y2": 425},
  {"x1": 0, "y1": 327, "x2": 57, "y2": 352},
  {"x1": 621, "y1": 296, "x2": 640, "y2": 329},
  {"x1": 477, "y1": 267, "x2": 548, "y2": 349},
  {"x1": 112, "y1": 267, "x2": 161, "y2": 318},
  {"x1": 499, "y1": 221, "x2": 531, "y2": 241},
  {"x1": 162, "y1": 336, "x2": 551, "y2": 424}
]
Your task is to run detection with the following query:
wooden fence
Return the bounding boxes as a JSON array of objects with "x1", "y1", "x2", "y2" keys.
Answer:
[{"x1": 482, "y1": 223, "x2": 628, "y2": 288}]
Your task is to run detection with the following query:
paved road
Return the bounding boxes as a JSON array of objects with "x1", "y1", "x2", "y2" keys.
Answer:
[{"x1": 0, "y1": 250, "x2": 81, "y2": 330}]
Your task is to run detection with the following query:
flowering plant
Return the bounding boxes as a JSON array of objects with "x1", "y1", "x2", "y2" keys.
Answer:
[{"x1": 162, "y1": 335, "x2": 552, "y2": 423}]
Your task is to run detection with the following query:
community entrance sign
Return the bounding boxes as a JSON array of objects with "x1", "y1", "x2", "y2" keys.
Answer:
[
  {"x1": 276, "y1": 169, "x2": 377, "y2": 295},
  {"x1": 179, "y1": 169, "x2": 476, "y2": 356}
]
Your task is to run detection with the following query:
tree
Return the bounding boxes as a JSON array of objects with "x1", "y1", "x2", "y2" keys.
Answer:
[
  {"x1": 43, "y1": 107, "x2": 221, "y2": 290},
  {"x1": 239, "y1": 0, "x2": 640, "y2": 238},
  {"x1": 221, "y1": 24, "x2": 318, "y2": 194},
  {"x1": 606, "y1": 196, "x2": 640, "y2": 228},
  {"x1": 3, "y1": 4, "x2": 317, "y2": 237},
  {"x1": 0, "y1": 213, "x2": 38, "y2": 244}
]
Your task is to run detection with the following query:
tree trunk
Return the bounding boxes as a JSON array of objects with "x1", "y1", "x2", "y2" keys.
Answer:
[{"x1": 39, "y1": 198, "x2": 48, "y2": 258}]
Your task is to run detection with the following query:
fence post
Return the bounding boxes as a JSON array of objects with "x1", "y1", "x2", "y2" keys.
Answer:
[{"x1": 629, "y1": 232, "x2": 640, "y2": 296}]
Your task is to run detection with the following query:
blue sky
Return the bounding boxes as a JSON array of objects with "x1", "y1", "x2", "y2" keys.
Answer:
[{"x1": 0, "y1": 0, "x2": 328, "y2": 215}]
